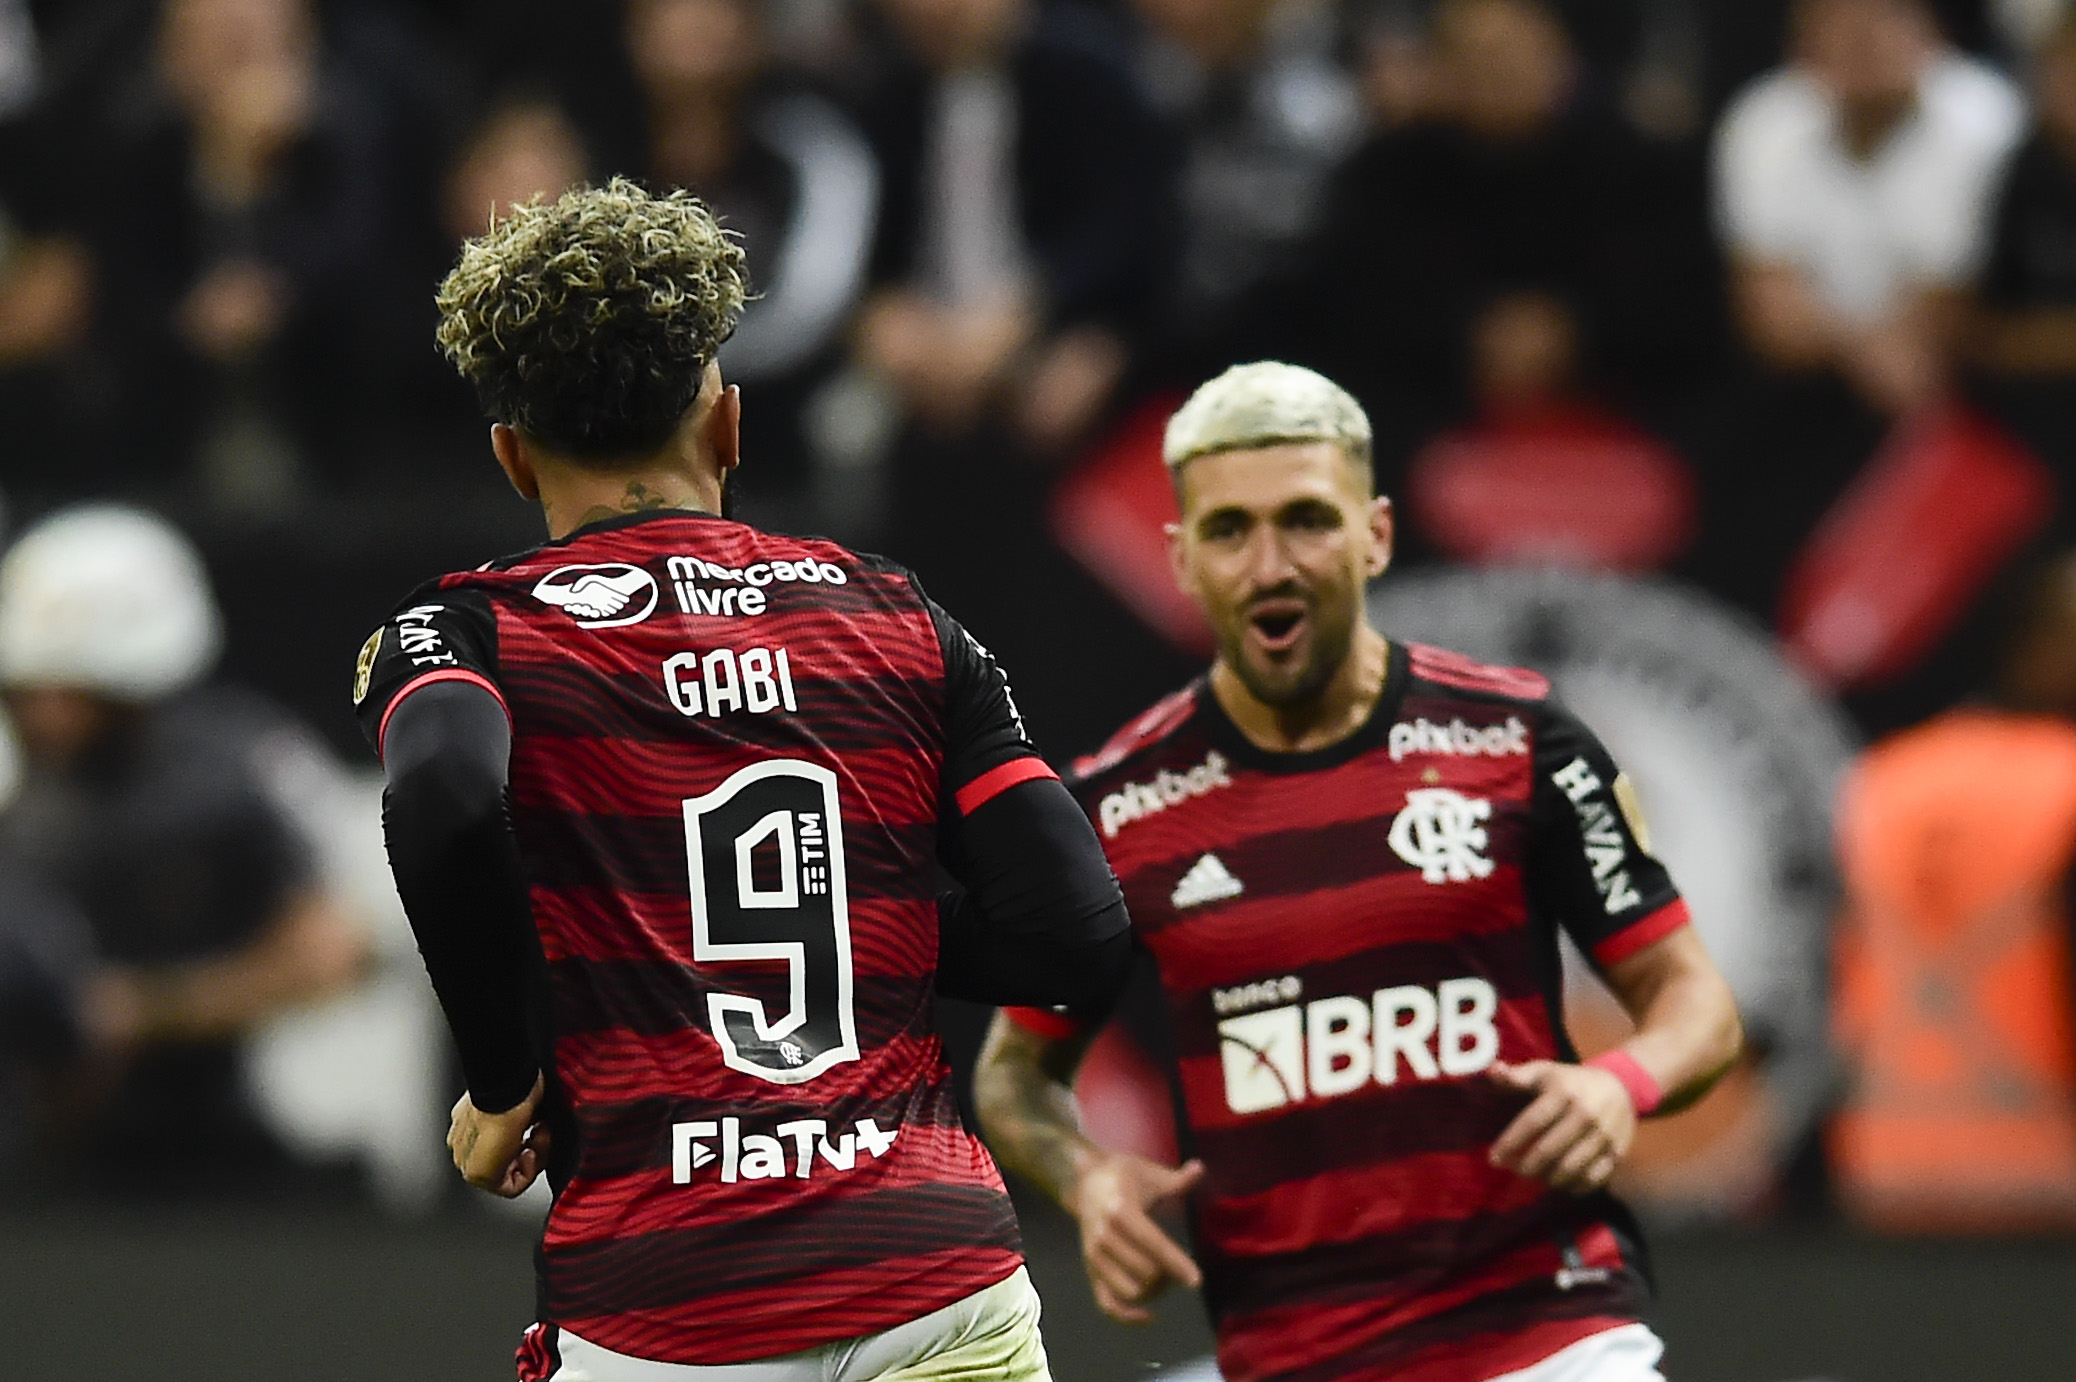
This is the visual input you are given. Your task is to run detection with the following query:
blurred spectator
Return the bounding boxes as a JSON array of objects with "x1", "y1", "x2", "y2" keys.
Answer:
[
  {"x1": 1137, "y1": 0, "x2": 1362, "y2": 377},
  {"x1": 439, "y1": 97, "x2": 588, "y2": 247},
  {"x1": 0, "y1": 506, "x2": 368, "y2": 1196},
  {"x1": 629, "y1": 0, "x2": 880, "y2": 528},
  {"x1": 855, "y1": 0, "x2": 1162, "y2": 456},
  {"x1": 88, "y1": 0, "x2": 407, "y2": 510},
  {"x1": 1272, "y1": 0, "x2": 1720, "y2": 478},
  {"x1": 1715, "y1": 0, "x2": 2023, "y2": 415},
  {"x1": 844, "y1": 0, "x2": 1185, "y2": 752},
  {"x1": 0, "y1": 199, "x2": 96, "y2": 490},
  {"x1": 1830, "y1": 549, "x2": 2076, "y2": 1230},
  {"x1": 1969, "y1": 16, "x2": 2076, "y2": 377}
]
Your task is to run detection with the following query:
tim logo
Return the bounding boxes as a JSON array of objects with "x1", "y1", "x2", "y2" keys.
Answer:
[
  {"x1": 533, "y1": 563, "x2": 660, "y2": 627},
  {"x1": 1388, "y1": 788, "x2": 1495, "y2": 884},
  {"x1": 1217, "y1": 978, "x2": 1500, "y2": 1115}
]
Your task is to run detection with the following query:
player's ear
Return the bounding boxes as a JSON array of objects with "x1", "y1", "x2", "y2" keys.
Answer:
[
  {"x1": 1166, "y1": 520, "x2": 1194, "y2": 595},
  {"x1": 708, "y1": 383, "x2": 742, "y2": 474},
  {"x1": 1366, "y1": 495, "x2": 1394, "y2": 580},
  {"x1": 490, "y1": 424, "x2": 540, "y2": 502}
]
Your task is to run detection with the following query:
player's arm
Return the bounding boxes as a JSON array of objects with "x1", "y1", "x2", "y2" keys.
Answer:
[
  {"x1": 922, "y1": 591, "x2": 1135, "y2": 1011},
  {"x1": 935, "y1": 778, "x2": 1135, "y2": 1009},
  {"x1": 87, "y1": 888, "x2": 368, "y2": 1047},
  {"x1": 356, "y1": 600, "x2": 548, "y2": 1196},
  {"x1": 974, "y1": 1009, "x2": 1203, "y2": 1324},
  {"x1": 1489, "y1": 703, "x2": 1743, "y2": 1195}
]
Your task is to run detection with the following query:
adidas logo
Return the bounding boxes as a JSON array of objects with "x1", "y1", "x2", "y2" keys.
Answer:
[{"x1": 1173, "y1": 853, "x2": 1244, "y2": 909}]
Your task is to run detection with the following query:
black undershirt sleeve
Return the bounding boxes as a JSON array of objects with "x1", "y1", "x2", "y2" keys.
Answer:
[
  {"x1": 379, "y1": 680, "x2": 541, "y2": 1114},
  {"x1": 916, "y1": 580, "x2": 1135, "y2": 1011},
  {"x1": 935, "y1": 776, "x2": 1134, "y2": 1009}
]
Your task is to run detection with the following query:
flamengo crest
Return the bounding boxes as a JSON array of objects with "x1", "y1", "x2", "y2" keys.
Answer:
[{"x1": 1387, "y1": 788, "x2": 1495, "y2": 884}]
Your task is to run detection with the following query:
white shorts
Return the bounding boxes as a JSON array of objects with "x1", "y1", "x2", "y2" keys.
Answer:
[
  {"x1": 540, "y1": 1267, "x2": 1050, "y2": 1382},
  {"x1": 1484, "y1": 1323, "x2": 1666, "y2": 1382}
]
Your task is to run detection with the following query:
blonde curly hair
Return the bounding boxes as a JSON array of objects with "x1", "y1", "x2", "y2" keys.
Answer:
[{"x1": 435, "y1": 178, "x2": 749, "y2": 458}]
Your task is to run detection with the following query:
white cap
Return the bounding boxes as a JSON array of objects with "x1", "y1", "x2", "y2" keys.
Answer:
[
  {"x1": 0, "y1": 506, "x2": 222, "y2": 701},
  {"x1": 1162, "y1": 361, "x2": 1372, "y2": 470}
]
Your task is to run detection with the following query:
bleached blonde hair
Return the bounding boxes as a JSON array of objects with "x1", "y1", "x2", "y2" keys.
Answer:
[
  {"x1": 435, "y1": 177, "x2": 748, "y2": 459},
  {"x1": 1162, "y1": 362, "x2": 1374, "y2": 485}
]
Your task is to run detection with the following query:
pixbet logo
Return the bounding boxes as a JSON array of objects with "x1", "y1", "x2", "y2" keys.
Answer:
[
  {"x1": 1098, "y1": 750, "x2": 1233, "y2": 838},
  {"x1": 1216, "y1": 978, "x2": 1500, "y2": 1115},
  {"x1": 1387, "y1": 715, "x2": 1529, "y2": 763},
  {"x1": 672, "y1": 1115, "x2": 898, "y2": 1184}
]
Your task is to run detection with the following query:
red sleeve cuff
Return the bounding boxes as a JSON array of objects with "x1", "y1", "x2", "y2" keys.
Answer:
[
  {"x1": 954, "y1": 756, "x2": 1059, "y2": 816},
  {"x1": 376, "y1": 669, "x2": 511, "y2": 757},
  {"x1": 1590, "y1": 898, "x2": 1692, "y2": 969},
  {"x1": 1004, "y1": 1005, "x2": 1090, "y2": 1041}
]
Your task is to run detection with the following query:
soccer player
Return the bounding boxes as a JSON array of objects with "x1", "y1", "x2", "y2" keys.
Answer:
[
  {"x1": 355, "y1": 180, "x2": 1132, "y2": 1380},
  {"x1": 973, "y1": 362, "x2": 1744, "y2": 1382}
]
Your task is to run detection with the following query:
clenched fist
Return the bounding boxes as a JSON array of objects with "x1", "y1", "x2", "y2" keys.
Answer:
[{"x1": 449, "y1": 1073, "x2": 551, "y2": 1197}]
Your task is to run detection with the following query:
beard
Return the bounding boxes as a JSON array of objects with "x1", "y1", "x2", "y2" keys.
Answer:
[{"x1": 1219, "y1": 595, "x2": 1357, "y2": 710}]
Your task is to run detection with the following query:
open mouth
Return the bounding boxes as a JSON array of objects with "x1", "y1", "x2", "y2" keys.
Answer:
[{"x1": 1247, "y1": 600, "x2": 1309, "y2": 655}]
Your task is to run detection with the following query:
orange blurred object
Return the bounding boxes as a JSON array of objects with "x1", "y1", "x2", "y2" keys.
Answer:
[{"x1": 1830, "y1": 711, "x2": 2076, "y2": 1231}]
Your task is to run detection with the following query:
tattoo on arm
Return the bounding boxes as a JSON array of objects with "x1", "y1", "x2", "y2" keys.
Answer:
[{"x1": 974, "y1": 1018, "x2": 1101, "y2": 1210}]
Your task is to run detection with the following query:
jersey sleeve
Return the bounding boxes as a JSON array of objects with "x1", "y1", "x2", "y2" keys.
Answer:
[
  {"x1": 352, "y1": 585, "x2": 507, "y2": 759},
  {"x1": 1002, "y1": 1003, "x2": 1098, "y2": 1041},
  {"x1": 1527, "y1": 700, "x2": 1691, "y2": 969},
  {"x1": 918, "y1": 590, "x2": 1060, "y2": 814}
]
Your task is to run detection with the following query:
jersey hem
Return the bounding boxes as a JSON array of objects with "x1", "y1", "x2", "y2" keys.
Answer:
[{"x1": 549, "y1": 1253, "x2": 1028, "y2": 1366}]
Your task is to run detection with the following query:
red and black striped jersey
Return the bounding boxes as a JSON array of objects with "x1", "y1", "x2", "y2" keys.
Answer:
[
  {"x1": 354, "y1": 511, "x2": 1047, "y2": 1365},
  {"x1": 1012, "y1": 640, "x2": 1690, "y2": 1382}
]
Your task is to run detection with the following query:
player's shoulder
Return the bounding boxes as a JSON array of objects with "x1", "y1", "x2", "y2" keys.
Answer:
[
  {"x1": 1068, "y1": 680, "x2": 1209, "y2": 789},
  {"x1": 1400, "y1": 641, "x2": 1552, "y2": 709}
]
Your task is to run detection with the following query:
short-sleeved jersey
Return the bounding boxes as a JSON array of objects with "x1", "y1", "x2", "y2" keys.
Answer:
[
  {"x1": 354, "y1": 511, "x2": 1051, "y2": 1366},
  {"x1": 1014, "y1": 641, "x2": 1690, "y2": 1382}
]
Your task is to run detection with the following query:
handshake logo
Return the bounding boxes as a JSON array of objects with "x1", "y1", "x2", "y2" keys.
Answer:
[
  {"x1": 672, "y1": 1115, "x2": 899, "y2": 1184},
  {"x1": 534, "y1": 563, "x2": 661, "y2": 628}
]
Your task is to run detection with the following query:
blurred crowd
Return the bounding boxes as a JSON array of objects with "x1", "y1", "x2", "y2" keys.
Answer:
[
  {"x1": 4, "y1": 0, "x2": 2076, "y2": 729},
  {"x1": 4, "y1": 0, "x2": 2076, "y2": 1228}
]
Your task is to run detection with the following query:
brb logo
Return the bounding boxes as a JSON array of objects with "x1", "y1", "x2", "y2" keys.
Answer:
[
  {"x1": 1216, "y1": 978, "x2": 1500, "y2": 1115},
  {"x1": 1388, "y1": 788, "x2": 1495, "y2": 884}
]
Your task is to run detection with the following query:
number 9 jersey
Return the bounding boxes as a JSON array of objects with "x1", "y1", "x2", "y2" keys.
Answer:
[{"x1": 353, "y1": 512, "x2": 1050, "y2": 1367}]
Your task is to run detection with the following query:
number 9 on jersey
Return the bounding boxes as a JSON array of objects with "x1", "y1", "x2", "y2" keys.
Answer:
[{"x1": 684, "y1": 760, "x2": 860, "y2": 1083}]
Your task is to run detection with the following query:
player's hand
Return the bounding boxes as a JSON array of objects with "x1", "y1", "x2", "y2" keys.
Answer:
[
  {"x1": 1486, "y1": 1060, "x2": 1636, "y2": 1195},
  {"x1": 1070, "y1": 1150, "x2": 1206, "y2": 1324},
  {"x1": 448, "y1": 1073, "x2": 550, "y2": 1197}
]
